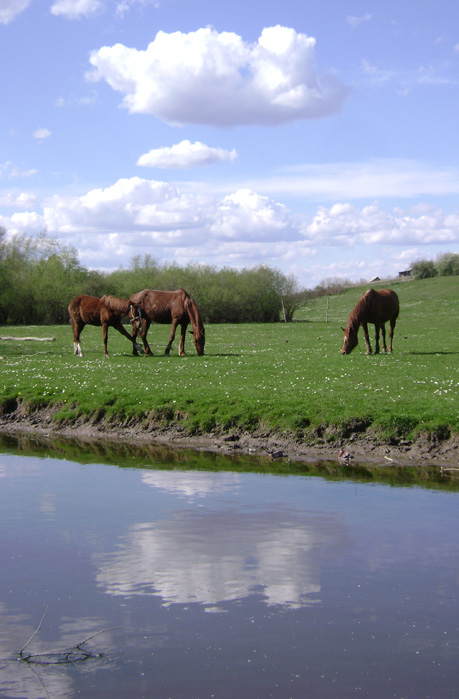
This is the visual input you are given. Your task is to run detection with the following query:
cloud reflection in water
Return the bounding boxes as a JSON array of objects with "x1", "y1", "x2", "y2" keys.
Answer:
[{"x1": 95, "y1": 470, "x2": 346, "y2": 609}]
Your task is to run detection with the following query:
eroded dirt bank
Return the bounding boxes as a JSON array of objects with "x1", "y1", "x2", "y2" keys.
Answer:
[{"x1": 0, "y1": 403, "x2": 458, "y2": 469}]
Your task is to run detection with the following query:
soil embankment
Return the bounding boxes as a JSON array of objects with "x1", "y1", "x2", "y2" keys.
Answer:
[{"x1": 0, "y1": 403, "x2": 458, "y2": 469}]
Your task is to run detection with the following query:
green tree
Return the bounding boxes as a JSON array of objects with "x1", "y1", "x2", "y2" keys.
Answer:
[
  {"x1": 278, "y1": 274, "x2": 310, "y2": 322},
  {"x1": 411, "y1": 259, "x2": 437, "y2": 280},
  {"x1": 0, "y1": 231, "x2": 86, "y2": 324},
  {"x1": 436, "y1": 253, "x2": 459, "y2": 277},
  {"x1": 0, "y1": 234, "x2": 306, "y2": 325}
]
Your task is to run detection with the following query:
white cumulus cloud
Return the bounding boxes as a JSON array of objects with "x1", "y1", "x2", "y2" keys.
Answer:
[
  {"x1": 347, "y1": 14, "x2": 372, "y2": 29},
  {"x1": 211, "y1": 189, "x2": 299, "y2": 242},
  {"x1": 40, "y1": 178, "x2": 299, "y2": 247},
  {"x1": 0, "y1": 0, "x2": 31, "y2": 24},
  {"x1": 0, "y1": 192, "x2": 37, "y2": 209},
  {"x1": 50, "y1": 0, "x2": 103, "y2": 18},
  {"x1": 115, "y1": 0, "x2": 160, "y2": 17},
  {"x1": 32, "y1": 128, "x2": 51, "y2": 142},
  {"x1": 50, "y1": 0, "x2": 161, "y2": 19},
  {"x1": 88, "y1": 25, "x2": 349, "y2": 126},
  {"x1": 0, "y1": 161, "x2": 37, "y2": 179},
  {"x1": 2, "y1": 176, "x2": 459, "y2": 286},
  {"x1": 137, "y1": 140, "x2": 238, "y2": 169},
  {"x1": 306, "y1": 202, "x2": 458, "y2": 247}
]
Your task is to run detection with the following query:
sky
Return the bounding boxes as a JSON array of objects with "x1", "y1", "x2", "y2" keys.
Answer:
[{"x1": 1, "y1": 0, "x2": 459, "y2": 289}]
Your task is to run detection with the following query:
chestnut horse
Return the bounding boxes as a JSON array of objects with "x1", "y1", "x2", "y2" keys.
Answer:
[
  {"x1": 129, "y1": 288, "x2": 205, "y2": 356},
  {"x1": 341, "y1": 288, "x2": 399, "y2": 355},
  {"x1": 68, "y1": 294, "x2": 141, "y2": 357}
]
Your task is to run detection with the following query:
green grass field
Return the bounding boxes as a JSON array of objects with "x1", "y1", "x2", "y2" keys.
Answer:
[{"x1": 0, "y1": 275, "x2": 458, "y2": 443}]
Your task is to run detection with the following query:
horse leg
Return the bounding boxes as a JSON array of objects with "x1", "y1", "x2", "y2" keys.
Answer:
[
  {"x1": 102, "y1": 323, "x2": 110, "y2": 357},
  {"x1": 374, "y1": 324, "x2": 381, "y2": 354},
  {"x1": 139, "y1": 318, "x2": 153, "y2": 356},
  {"x1": 379, "y1": 323, "x2": 387, "y2": 353},
  {"x1": 114, "y1": 320, "x2": 139, "y2": 356},
  {"x1": 178, "y1": 322, "x2": 188, "y2": 356},
  {"x1": 72, "y1": 319, "x2": 84, "y2": 357},
  {"x1": 361, "y1": 322, "x2": 372, "y2": 354},
  {"x1": 131, "y1": 318, "x2": 153, "y2": 357},
  {"x1": 165, "y1": 319, "x2": 179, "y2": 356},
  {"x1": 164, "y1": 318, "x2": 183, "y2": 357},
  {"x1": 388, "y1": 318, "x2": 396, "y2": 353}
]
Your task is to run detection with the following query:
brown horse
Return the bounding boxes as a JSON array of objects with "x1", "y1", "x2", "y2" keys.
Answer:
[
  {"x1": 129, "y1": 288, "x2": 205, "y2": 356},
  {"x1": 68, "y1": 294, "x2": 141, "y2": 357},
  {"x1": 341, "y1": 288, "x2": 399, "y2": 355}
]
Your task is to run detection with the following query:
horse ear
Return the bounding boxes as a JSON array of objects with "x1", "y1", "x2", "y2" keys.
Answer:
[{"x1": 341, "y1": 327, "x2": 346, "y2": 332}]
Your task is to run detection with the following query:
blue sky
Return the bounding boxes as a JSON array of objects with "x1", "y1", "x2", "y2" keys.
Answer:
[{"x1": 1, "y1": 0, "x2": 459, "y2": 288}]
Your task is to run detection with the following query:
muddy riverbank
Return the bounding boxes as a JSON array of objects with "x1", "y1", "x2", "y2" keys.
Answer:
[{"x1": 0, "y1": 404, "x2": 458, "y2": 470}]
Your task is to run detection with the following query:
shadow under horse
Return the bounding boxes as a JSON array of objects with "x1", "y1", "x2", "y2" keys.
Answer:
[
  {"x1": 129, "y1": 288, "x2": 205, "y2": 356},
  {"x1": 341, "y1": 288, "x2": 399, "y2": 355}
]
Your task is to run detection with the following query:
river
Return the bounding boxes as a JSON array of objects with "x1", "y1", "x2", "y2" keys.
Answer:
[{"x1": 0, "y1": 437, "x2": 458, "y2": 698}]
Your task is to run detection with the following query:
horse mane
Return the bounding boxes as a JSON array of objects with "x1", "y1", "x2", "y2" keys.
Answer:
[
  {"x1": 347, "y1": 290, "x2": 374, "y2": 330},
  {"x1": 101, "y1": 295, "x2": 130, "y2": 314},
  {"x1": 184, "y1": 293, "x2": 205, "y2": 338},
  {"x1": 128, "y1": 290, "x2": 145, "y2": 306}
]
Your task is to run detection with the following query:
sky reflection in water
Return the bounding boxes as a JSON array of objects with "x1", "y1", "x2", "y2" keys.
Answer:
[{"x1": 0, "y1": 453, "x2": 458, "y2": 698}]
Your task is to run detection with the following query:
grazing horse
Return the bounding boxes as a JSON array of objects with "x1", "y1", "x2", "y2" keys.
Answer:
[
  {"x1": 68, "y1": 294, "x2": 141, "y2": 358},
  {"x1": 341, "y1": 288, "x2": 399, "y2": 355},
  {"x1": 129, "y1": 288, "x2": 205, "y2": 356}
]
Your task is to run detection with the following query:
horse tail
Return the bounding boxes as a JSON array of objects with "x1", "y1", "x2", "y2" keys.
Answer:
[
  {"x1": 392, "y1": 292, "x2": 400, "y2": 321},
  {"x1": 68, "y1": 297, "x2": 76, "y2": 316},
  {"x1": 68, "y1": 295, "x2": 85, "y2": 323}
]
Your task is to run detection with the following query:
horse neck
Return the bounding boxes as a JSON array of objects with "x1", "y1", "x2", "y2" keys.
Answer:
[
  {"x1": 348, "y1": 304, "x2": 364, "y2": 331},
  {"x1": 186, "y1": 297, "x2": 203, "y2": 335}
]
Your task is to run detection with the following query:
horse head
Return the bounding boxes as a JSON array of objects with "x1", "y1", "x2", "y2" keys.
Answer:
[
  {"x1": 190, "y1": 328, "x2": 205, "y2": 356},
  {"x1": 128, "y1": 303, "x2": 142, "y2": 336},
  {"x1": 340, "y1": 326, "x2": 358, "y2": 354}
]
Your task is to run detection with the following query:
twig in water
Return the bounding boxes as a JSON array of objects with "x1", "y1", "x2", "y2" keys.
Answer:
[
  {"x1": 19, "y1": 605, "x2": 49, "y2": 658},
  {"x1": 19, "y1": 607, "x2": 122, "y2": 665}
]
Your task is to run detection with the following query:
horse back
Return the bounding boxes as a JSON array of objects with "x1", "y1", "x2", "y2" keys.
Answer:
[
  {"x1": 68, "y1": 295, "x2": 103, "y2": 324},
  {"x1": 130, "y1": 289, "x2": 188, "y2": 323},
  {"x1": 368, "y1": 289, "x2": 399, "y2": 323}
]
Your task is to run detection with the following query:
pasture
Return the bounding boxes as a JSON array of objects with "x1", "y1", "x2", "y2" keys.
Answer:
[{"x1": 0, "y1": 276, "x2": 458, "y2": 443}]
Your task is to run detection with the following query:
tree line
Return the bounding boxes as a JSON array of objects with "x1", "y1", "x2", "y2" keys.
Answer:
[
  {"x1": 410, "y1": 253, "x2": 459, "y2": 280},
  {"x1": 0, "y1": 229, "x2": 312, "y2": 325},
  {"x1": 4, "y1": 228, "x2": 452, "y2": 326}
]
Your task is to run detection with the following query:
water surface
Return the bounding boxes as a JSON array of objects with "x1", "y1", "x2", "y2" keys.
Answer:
[{"x1": 0, "y1": 452, "x2": 457, "y2": 698}]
